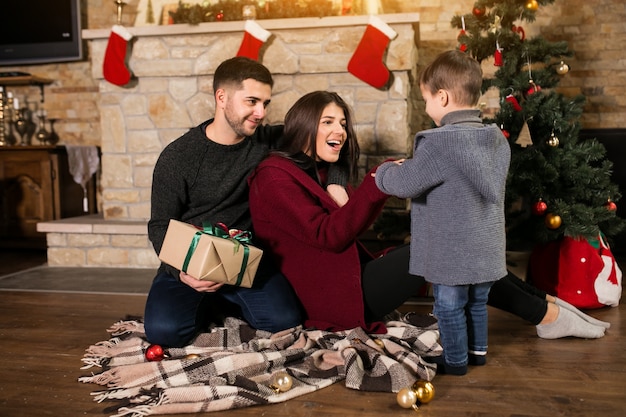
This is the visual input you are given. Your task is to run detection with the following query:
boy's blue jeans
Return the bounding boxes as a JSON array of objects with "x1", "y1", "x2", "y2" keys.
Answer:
[{"x1": 432, "y1": 281, "x2": 494, "y2": 367}]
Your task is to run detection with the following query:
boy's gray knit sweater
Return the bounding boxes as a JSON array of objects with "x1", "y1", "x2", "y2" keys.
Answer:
[
  {"x1": 375, "y1": 110, "x2": 511, "y2": 285},
  {"x1": 148, "y1": 119, "x2": 345, "y2": 275}
]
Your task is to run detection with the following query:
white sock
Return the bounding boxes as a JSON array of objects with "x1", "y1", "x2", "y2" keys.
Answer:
[
  {"x1": 536, "y1": 307, "x2": 605, "y2": 339},
  {"x1": 554, "y1": 298, "x2": 611, "y2": 329}
]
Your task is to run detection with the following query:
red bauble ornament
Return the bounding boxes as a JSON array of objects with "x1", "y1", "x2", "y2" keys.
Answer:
[
  {"x1": 459, "y1": 43, "x2": 468, "y2": 52},
  {"x1": 605, "y1": 200, "x2": 617, "y2": 211},
  {"x1": 501, "y1": 129, "x2": 510, "y2": 139},
  {"x1": 145, "y1": 344, "x2": 165, "y2": 362},
  {"x1": 532, "y1": 200, "x2": 548, "y2": 216},
  {"x1": 527, "y1": 80, "x2": 541, "y2": 95},
  {"x1": 216, "y1": 11, "x2": 224, "y2": 21},
  {"x1": 472, "y1": 6, "x2": 486, "y2": 17}
]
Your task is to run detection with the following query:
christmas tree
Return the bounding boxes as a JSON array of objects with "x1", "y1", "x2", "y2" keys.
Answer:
[{"x1": 450, "y1": 0, "x2": 624, "y2": 249}]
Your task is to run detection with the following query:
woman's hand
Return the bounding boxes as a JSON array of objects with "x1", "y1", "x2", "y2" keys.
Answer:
[
  {"x1": 179, "y1": 271, "x2": 224, "y2": 292},
  {"x1": 327, "y1": 183, "x2": 349, "y2": 207},
  {"x1": 370, "y1": 159, "x2": 405, "y2": 177}
]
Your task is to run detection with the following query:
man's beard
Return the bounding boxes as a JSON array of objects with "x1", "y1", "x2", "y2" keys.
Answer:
[{"x1": 224, "y1": 105, "x2": 258, "y2": 138}]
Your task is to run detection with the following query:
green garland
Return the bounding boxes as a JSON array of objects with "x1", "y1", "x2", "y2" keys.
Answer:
[{"x1": 169, "y1": 0, "x2": 337, "y2": 24}]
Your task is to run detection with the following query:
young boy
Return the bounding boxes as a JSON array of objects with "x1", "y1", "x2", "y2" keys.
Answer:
[{"x1": 374, "y1": 50, "x2": 511, "y2": 375}]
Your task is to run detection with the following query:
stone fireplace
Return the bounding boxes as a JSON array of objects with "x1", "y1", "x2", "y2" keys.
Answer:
[{"x1": 38, "y1": 13, "x2": 421, "y2": 268}]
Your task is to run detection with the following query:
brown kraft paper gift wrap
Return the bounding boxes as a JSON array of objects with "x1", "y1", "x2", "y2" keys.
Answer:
[{"x1": 158, "y1": 219, "x2": 262, "y2": 288}]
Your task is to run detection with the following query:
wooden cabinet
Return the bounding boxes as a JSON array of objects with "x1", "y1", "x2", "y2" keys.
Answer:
[{"x1": 0, "y1": 146, "x2": 97, "y2": 248}]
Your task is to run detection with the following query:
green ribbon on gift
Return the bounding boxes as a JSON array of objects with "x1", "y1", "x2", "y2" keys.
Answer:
[{"x1": 181, "y1": 223, "x2": 252, "y2": 287}]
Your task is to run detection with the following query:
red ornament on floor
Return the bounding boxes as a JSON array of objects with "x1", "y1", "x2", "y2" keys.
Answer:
[{"x1": 145, "y1": 344, "x2": 165, "y2": 361}]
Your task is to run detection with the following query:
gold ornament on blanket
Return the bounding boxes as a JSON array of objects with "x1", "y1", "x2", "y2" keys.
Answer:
[
  {"x1": 397, "y1": 380, "x2": 435, "y2": 411},
  {"x1": 269, "y1": 371, "x2": 293, "y2": 393}
]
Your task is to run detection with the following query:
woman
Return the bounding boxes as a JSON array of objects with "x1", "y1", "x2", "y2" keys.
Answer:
[{"x1": 248, "y1": 91, "x2": 423, "y2": 333}]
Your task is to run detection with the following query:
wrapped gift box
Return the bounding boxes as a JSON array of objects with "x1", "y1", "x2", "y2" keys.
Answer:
[{"x1": 158, "y1": 219, "x2": 262, "y2": 288}]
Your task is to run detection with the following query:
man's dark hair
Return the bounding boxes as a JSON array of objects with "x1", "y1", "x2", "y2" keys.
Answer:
[{"x1": 213, "y1": 57, "x2": 274, "y2": 92}]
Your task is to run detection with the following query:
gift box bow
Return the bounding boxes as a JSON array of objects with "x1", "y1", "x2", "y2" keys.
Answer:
[
  {"x1": 181, "y1": 222, "x2": 254, "y2": 286},
  {"x1": 178, "y1": 223, "x2": 251, "y2": 286}
]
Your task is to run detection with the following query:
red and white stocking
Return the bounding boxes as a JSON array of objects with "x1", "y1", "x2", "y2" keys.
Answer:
[
  {"x1": 103, "y1": 25, "x2": 133, "y2": 87},
  {"x1": 236, "y1": 20, "x2": 271, "y2": 61},
  {"x1": 347, "y1": 16, "x2": 397, "y2": 89}
]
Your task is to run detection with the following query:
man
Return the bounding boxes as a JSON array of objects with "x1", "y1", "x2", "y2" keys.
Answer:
[{"x1": 145, "y1": 57, "x2": 347, "y2": 347}]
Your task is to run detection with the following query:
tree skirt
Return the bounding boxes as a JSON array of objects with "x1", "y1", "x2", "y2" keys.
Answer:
[{"x1": 79, "y1": 314, "x2": 441, "y2": 416}]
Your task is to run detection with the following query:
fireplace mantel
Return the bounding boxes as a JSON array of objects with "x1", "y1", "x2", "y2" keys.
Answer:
[{"x1": 82, "y1": 13, "x2": 420, "y2": 40}]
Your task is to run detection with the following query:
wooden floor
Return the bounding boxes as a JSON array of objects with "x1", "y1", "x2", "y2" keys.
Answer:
[{"x1": 0, "y1": 255, "x2": 625, "y2": 416}]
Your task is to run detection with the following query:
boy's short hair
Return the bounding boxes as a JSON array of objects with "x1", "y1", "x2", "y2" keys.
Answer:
[
  {"x1": 419, "y1": 50, "x2": 483, "y2": 106},
  {"x1": 213, "y1": 57, "x2": 274, "y2": 92}
]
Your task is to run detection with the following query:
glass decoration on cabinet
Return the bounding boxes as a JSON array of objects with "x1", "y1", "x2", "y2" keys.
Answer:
[
  {"x1": 35, "y1": 109, "x2": 50, "y2": 145},
  {"x1": 47, "y1": 118, "x2": 60, "y2": 145},
  {"x1": 14, "y1": 107, "x2": 29, "y2": 146}
]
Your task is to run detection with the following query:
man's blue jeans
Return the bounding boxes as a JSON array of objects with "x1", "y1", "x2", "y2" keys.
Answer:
[
  {"x1": 144, "y1": 258, "x2": 303, "y2": 347},
  {"x1": 432, "y1": 281, "x2": 494, "y2": 367}
]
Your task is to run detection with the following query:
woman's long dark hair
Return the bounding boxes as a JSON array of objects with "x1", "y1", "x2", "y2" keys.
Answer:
[{"x1": 276, "y1": 91, "x2": 360, "y2": 183}]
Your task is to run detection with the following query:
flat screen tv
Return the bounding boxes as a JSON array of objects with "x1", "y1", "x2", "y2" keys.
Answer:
[{"x1": 0, "y1": 0, "x2": 82, "y2": 66}]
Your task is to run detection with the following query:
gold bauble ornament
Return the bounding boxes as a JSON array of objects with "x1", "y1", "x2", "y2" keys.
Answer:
[
  {"x1": 397, "y1": 381, "x2": 436, "y2": 411},
  {"x1": 545, "y1": 213, "x2": 562, "y2": 229},
  {"x1": 556, "y1": 61, "x2": 570, "y2": 75},
  {"x1": 412, "y1": 380, "x2": 436, "y2": 404},
  {"x1": 396, "y1": 387, "x2": 418, "y2": 410},
  {"x1": 525, "y1": 0, "x2": 539, "y2": 11},
  {"x1": 270, "y1": 371, "x2": 293, "y2": 393},
  {"x1": 547, "y1": 132, "x2": 560, "y2": 147}
]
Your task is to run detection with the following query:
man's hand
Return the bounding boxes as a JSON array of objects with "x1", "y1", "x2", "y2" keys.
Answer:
[
  {"x1": 327, "y1": 183, "x2": 349, "y2": 207},
  {"x1": 179, "y1": 271, "x2": 224, "y2": 292}
]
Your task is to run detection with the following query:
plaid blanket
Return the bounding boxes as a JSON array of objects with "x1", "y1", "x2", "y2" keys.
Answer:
[{"x1": 79, "y1": 313, "x2": 441, "y2": 416}]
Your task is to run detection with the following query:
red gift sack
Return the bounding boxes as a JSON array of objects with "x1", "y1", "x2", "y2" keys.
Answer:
[{"x1": 528, "y1": 234, "x2": 622, "y2": 309}]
